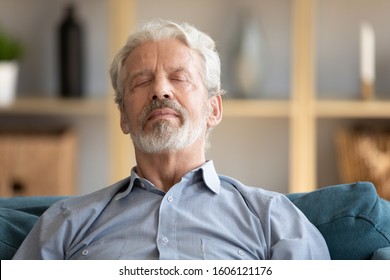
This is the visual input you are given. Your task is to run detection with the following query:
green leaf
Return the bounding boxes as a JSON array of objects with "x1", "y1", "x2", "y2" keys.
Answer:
[{"x1": 0, "y1": 29, "x2": 23, "y2": 61}]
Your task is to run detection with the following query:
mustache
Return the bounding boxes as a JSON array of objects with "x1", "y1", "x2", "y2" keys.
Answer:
[{"x1": 139, "y1": 99, "x2": 187, "y2": 127}]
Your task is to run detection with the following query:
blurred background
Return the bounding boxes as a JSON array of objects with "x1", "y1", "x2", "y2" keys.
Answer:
[{"x1": 0, "y1": 0, "x2": 389, "y2": 199}]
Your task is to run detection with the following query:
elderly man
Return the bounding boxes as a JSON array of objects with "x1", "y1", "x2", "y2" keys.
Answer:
[{"x1": 13, "y1": 20, "x2": 330, "y2": 260}]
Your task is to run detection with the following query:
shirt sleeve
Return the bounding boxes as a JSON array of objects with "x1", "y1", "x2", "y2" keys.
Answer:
[
  {"x1": 266, "y1": 194, "x2": 330, "y2": 260},
  {"x1": 12, "y1": 201, "x2": 74, "y2": 260}
]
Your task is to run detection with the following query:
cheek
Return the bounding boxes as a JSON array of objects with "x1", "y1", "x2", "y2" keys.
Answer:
[
  {"x1": 188, "y1": 98, "x2": 211, "y2": 125},
  {"x1": 125, "y1": 91, "x2": 147, "y2": 113},
  {"x1": 121, "y1": 96, "x2": 146, "y2": 131}
]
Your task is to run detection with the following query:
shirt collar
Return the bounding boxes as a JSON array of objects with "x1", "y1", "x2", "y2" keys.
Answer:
[
  {"x1": 114, "y1": 168, "x2": 141, "y2": 200},
  {"x1": 115, "y1": 160, "x2": 220, "y2": 200},
  {"x1": 197, "y1": 160, "x2": 220, "y2": 194}
]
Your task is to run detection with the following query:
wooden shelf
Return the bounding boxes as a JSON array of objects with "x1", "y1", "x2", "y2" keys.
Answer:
[
  {"x1": 315, "y1": 99, "x2": 390, "y2": 118},
  {"x1": 0, "y1": 97, "x2": 108, "y2": 117},
  {"x1": 223, "y1": 99, "x2": 290, "y2": 118},
  {"x1": 107, "y1": 0, "x2": 390, "y2": 193}
]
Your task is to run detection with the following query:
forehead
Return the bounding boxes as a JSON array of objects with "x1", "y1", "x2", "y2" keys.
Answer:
[{"x1": 124, "y1": 39, "x2": 201, "y2": 74}]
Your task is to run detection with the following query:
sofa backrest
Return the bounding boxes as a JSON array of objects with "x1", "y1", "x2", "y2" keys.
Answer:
[
  {"x1": 1, "y1": 182, "x2": 390, "y2": 260},
  {"x1": 286, "y1": 181, "x2": 390, "y2": 259},
  {"x1": 0, "y1": 196, "x2": 66, "y2": 260}
]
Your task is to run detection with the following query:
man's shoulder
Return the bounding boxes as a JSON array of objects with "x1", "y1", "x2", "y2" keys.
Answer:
[
  {"x1": 218, "y1": 174, "x2": 293, "y2": 212},
  {"x1": 53, "y1": 177, "x2": 131, "y2": 213},
  {"x1": 219, "y1": 174, "x2": 283, "y2": 199},
  {"x1": 218, "y1": 175, "x2": 307, "y2": 224}
]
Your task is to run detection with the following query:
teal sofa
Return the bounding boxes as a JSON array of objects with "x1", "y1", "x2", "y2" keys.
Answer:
[{"x1": 1, "y1": 181, "x2": 390, "y2": 260}]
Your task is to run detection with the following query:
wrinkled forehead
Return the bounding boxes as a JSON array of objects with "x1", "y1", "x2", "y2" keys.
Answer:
[{"x1": 124, "y1": 39, "x2": 203, "y2": 76}]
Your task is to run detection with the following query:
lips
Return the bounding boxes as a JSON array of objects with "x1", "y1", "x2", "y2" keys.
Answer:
[{"x1": 147, "y1": 108, "x2": 180, "y2": 121}]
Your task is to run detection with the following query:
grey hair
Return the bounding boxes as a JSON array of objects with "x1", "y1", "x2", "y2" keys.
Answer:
[{"x1": 109, "y1": 19, "x2": 226, "y2": 108}]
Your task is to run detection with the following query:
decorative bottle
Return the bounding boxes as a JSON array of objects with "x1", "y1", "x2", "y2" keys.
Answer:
[
  {"x1": 233, "y1": 11, "x2": 264, "y2": 99},
  {"x1": 58, "y1": 4, "x2": 84, "y2": 97}
]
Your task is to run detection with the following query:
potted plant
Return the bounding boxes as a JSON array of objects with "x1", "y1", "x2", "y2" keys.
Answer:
[{"x1": 0, "y1": 29, "x2": 23, "y2": 106}]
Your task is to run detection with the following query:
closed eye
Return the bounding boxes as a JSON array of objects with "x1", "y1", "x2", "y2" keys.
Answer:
[
  {"x1": 136, "y1": 79, "x2": 151, "y2": 86},
  {"x1": 129, "y1": 70, "x2": 153, "y2": 91},
  {"x1": 171, "y1": 77, "x2": 187, "y2": 82},
  {"x1": 170, "y1": 72, "x2": 190, "y2": 83},
  {"x1": 131, "y1": 78, "x2": 153, "y2": 91}
]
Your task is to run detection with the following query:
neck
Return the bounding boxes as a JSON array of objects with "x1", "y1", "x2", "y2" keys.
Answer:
[{"x1": 134, "y1": 141, "x2": 206, "y2": 192}]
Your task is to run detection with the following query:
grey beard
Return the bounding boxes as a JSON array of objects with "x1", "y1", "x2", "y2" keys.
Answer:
[{"x1": 130, "y1": 99, "x2": 207, "y2": 154}]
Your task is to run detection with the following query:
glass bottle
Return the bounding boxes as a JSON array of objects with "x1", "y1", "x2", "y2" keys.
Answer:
[{"x1": 58, "y1": 4, "x2": 83, "y2": 97}]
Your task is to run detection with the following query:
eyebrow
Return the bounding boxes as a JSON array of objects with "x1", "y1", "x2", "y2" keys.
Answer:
[
  {"x1": 169, "y1": 67, "x2": 193, "y2": 78},
  {"x1": 128, "y1": 70, "x2": 153, "y2": 81},
  {"x1": 129, "y1": 67, "x2": 191, "y2": 80}
]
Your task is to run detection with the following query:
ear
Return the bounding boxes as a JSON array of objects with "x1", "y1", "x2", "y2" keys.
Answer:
[
  {"x1": 207, "y1": 95, "x2": 223, "y2": 129},
  {"x1": 119, "y1": 107, "x2": 130, "y2": 135}
]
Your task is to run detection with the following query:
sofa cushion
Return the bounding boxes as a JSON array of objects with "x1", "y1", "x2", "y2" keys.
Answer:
[
  {"x1": 371, "y1": 247, "x2": 390, "y2": 260},
  {"x1": 0, "y1": 196, "x2": 65, "y2": 260},
  {"x1": 1, "y1": 183, "x2": 389, "y2": 260},
  {"x1": 287, "y1": 182, "x2": 390, "y2": 259}
]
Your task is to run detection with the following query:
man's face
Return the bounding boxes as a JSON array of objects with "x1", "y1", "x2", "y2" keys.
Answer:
[{"x1": 120, "y1": 39, "x2": 218, "y2": 153}]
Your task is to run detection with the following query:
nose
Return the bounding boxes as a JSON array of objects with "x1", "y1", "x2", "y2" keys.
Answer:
[{"x1": 151, "y1": 75, "x2": 173, "y2": 100}]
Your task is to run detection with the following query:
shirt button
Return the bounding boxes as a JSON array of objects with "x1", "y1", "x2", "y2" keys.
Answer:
[
  {"x1": 162, "y1": 237, "x2": 169, "y2": 243},
  {"x1": 238, "y1": 250, "x2": 245, "y2": 256},
  {"x1": 82, "y1": 249, "x2": 89, "y2": 256},
  {"x1": 167, "y1": 195, "x2": 173, "y2": 202}
]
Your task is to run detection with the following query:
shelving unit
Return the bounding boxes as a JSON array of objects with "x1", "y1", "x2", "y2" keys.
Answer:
[
  {"x1": 3, "y1": 0, "x2": 389, "y2": 195},
  {"x1": 222, "y1": 100, "x2": 290, "y2": 118},
  {"x1": 0, "y1": 96, "x2": 108, "y2": 196},
  {"x1": 0, "y1": 97, "x2": 107, "y2": 116},
  {"x1": 106, "y1": 0, "x2": 315, "y2": 192},
  {"x1": 107, "y1": 0, "x2": 390, "y2": 194},
  {"x1": 107, "y1": 0, "x2": 317, "y2": 193},
  {"x1": 315, "y1": 100, "x2": 390, "y2": 118}
]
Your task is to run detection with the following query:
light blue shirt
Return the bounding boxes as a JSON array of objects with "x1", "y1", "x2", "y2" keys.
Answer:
[{"x1": 13, "y1": 161, "x2": 330, "y2": 260}]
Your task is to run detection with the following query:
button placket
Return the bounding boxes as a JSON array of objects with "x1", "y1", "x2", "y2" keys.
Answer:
[{"x1": 156, "y1": 185, "x2": 184, "y2": 259}]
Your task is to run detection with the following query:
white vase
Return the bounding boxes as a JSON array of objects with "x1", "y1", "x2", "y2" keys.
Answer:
[
  {"x1": 0, "y1": 61, "x2": 19, "y2": 106},
  {"x1": 233, "y1": 13, "x2": 264, "y2": 99}
]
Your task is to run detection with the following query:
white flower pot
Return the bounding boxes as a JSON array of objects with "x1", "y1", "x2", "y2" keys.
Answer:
[{"x1": 0, "y1": 61, "x2": 19, "y2": 106}]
